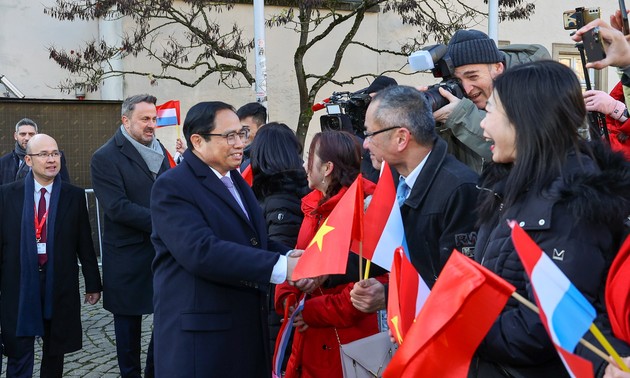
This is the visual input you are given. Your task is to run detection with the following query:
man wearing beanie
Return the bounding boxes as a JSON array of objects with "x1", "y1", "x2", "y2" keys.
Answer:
[{"x1": 427, "y1": 29, "x2": 548, "y2": 173}]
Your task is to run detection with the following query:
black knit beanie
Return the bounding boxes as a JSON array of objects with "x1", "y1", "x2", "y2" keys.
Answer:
[{"x1": 447, "y1": 29, "x2": 504, "y2": 67}]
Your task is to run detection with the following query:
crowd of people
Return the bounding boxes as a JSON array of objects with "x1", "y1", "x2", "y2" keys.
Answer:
[{"x1": 2, "y1": 8, "x2": 630, "y2": 378}]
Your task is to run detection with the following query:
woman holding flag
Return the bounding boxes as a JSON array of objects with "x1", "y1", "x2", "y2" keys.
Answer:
[
  {"x1": 471, "y1": 60, "x2": 630, "y2": 377},
  {"x1": 274, "y1": 131, "x2": 387, "y2": 378}
]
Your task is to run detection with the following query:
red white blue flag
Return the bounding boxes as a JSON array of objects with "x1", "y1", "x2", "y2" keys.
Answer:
[
  {"x1": 510, "y1": 221, "x2": 594, "y2": 378},
  {"x1": 272, "y1": 294, "x2": 305, "y2": 378},
  {"x1": 361, "y1": 162, "x2": 407, "y2": 270},
  {"x1": 156, "y1": 100, "x2": 180, "y2": 127}
]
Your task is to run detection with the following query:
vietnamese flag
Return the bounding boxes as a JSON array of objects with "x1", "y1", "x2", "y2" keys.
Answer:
[
  {"x1": 291, "y1": 175, "x2": 363, "y2": 280},
  {"x1": 156, "y1": 100, "x2": 181, "y2": 127},
  {"x1": 240, "y1": 165, "x2": 253, "y2": 186},
  {"x1": 606, "y1": 235, "x2": 630, "y2": 344},
  {"x1": 384, "y1": 251, "x2": 515, "y2": 378},
  {"x1": 387, "y1": 247, "x2": 430, "y2": 345}
]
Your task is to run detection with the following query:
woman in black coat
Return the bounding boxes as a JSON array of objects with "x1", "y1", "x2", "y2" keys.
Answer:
[
  {"x1": 249, "y1": 122, "x2": 310, "y2": 368},
  {"x1": 470, "y1": 60, "x2": 630, "y2": 377}
]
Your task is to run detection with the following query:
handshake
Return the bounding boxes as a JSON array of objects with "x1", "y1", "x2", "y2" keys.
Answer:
[{"x1": 285, "y1": 249, "x2": 328, "y2": 293}]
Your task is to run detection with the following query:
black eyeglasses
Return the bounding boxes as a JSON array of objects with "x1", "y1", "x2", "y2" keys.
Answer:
[
  {"x1": 197, "y1": 129, "x2": 250, "y2": 145},
  {"x1": 363, "y1": 126, "x2": 402, "y2": 140},
  {"x1": 27, "y1": 151, "x2": 61, "y2": 159}
]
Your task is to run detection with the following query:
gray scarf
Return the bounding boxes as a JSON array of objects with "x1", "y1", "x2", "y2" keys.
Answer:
[
  {"x1": 120, "y1": 125, "x2": 164, "y2": 177},
  {"x1": 14, "y1": 142, "x2": 30, "y2": 181}
]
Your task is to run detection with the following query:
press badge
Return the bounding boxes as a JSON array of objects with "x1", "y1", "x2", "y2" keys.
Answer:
[{"x1": 37, "y1": 243, "x2": 47, "y2": 255}]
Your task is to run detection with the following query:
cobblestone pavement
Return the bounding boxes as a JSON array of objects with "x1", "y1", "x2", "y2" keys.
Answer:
[{"x1": 2, "y1": 268, "x2": 154, "y2": 377}]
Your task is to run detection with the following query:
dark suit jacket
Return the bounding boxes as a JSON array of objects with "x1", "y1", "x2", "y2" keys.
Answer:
[
  {"x1": 91, "y1": 129, "x2": 170, "y2": 315},
  {"x1": 0, "y1": 150, "x2": 71, "y2": 185},
  {"x1": 151, "y1": 149, "x2": 288, "y2": 377},
  {"x1": 0, "y1": 179, "x2": 102, "y2": 356},
  {"x1": 401, "y1": 137, "x2": 480, "y2": 287}
]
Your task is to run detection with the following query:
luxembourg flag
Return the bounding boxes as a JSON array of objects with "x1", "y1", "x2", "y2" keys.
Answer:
[
  {"x1": 156, "y1": 100, "x2": 180, "y2": 127},
  {"x1": 362, "y1": 162, "x2": 407, "y2": 271},
  {"x1": 510, "y1": 221, "x2": 595, "y2": 378}
]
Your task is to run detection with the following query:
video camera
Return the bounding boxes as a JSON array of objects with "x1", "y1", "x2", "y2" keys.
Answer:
[
  {"x1": 317, "y1": 89, "x2": 372, "y2": 135},
  {"x1": 408, "y1": 44, "x2": 465, "y2": 111}
]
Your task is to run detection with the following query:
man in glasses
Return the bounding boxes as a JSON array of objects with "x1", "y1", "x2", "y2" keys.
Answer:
[
  {"x1": 0, "y1": 134, "x2": 101, "y2": 377},
  {"x1": 0, "y1": 118, "x2": 70, "y2": 185},
  {"x1": 150, "y1": 101, "x2": 301, "y2": 377},
  {"x1": 351, "y1": 85, "x2": 479, "y2": 312},
  {"x1": 91, "y1": 94, "x2": 171, "y2": 378}
]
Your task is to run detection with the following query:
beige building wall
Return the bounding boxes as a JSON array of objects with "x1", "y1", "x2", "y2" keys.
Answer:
[{"x1": 0, "y1": 0, "x2": 622, "y2": 153}]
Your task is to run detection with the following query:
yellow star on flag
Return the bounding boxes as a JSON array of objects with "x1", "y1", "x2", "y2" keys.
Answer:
[{"x1": 307, "y1": 218, "x2": 335, "y2": 252}]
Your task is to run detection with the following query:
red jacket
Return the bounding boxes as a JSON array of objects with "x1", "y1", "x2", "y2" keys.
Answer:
[
  {"x1": 607, "y1": 82, "x2": 630, "y2": 160},
  {"x1": 275, "y1": 178, "x2": 387, "y2": 378}
]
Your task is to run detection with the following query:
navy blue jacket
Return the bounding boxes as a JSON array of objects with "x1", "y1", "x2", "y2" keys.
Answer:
[{"x1": 151, "y1": 148, "x2": 289, "y2": 377}]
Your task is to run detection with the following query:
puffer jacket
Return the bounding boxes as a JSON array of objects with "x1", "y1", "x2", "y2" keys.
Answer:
[{"x1": 471, "y1": 142, "x2": 630, "y2": 378}]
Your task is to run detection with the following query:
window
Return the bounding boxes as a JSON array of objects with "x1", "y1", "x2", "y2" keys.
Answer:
[{"x1": 553, "y1": 43, "x2": 607, "y2": 91}]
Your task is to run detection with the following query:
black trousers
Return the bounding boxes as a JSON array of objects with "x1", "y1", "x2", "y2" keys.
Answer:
[
  {"x1": 113, "y1": 314, "x2": 154, "y2": 378},
  {"x1": 5, "y1": 268, "x2": 64, "y2": 378}
]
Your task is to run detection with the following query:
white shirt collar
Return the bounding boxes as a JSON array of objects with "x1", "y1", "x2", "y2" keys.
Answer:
[{"x1": 400, "y1": 150, "x2": 431, "y2": 191}]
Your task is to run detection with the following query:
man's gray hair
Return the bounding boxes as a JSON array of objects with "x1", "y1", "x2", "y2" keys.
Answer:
[
  {"x1": 371, "y1": 85, "x2": 437, "y2": 146},
  {"x1": 15, "y1": 118, "x2": 38, "y2": 132},
  {"x1": 121, "y1": 94, "x2": 157, "y2": 118}
]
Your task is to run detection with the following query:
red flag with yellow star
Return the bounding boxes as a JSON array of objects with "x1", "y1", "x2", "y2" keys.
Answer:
[{"x1": 291, "y1": 175, "x2": 363, "y2": 280}]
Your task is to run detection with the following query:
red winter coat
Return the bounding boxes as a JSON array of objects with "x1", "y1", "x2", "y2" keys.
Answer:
[
  {"x1": 275, "y1": 178, "x2": 386, "y2": 378},
  {"x1": 606, "y1": 82, "x2": 630, "y2": 160}
]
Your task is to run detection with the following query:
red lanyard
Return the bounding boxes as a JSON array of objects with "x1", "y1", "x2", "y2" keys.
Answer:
[{"x1": 34, "y1": 204, "x2": 48, "y2": 242}]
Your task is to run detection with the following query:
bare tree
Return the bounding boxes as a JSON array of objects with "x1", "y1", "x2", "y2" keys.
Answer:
[{"x1": 46, "y1": 0, "x2": 534, "y2": 144}]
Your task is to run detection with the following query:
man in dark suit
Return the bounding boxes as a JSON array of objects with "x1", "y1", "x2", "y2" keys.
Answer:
[
  {"x1": 0, "y1": 118, "x2": 70, "y2": 185},
  {"x1": 91, "y1": 94, "x2": 170, "y2": 378},
  {"x1": 0, "y1": 134, "x2": 102, "y2": 377},
  {"x1": 150, "y1": 101, "x2": 301, "y2": 377},
  {"x1": 350, "y1": 85, "x2": 479, "y2": 311}
]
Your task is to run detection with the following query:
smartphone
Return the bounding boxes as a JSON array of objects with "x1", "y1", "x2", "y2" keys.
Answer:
[
  {"x1": 582, "y1": 27, "x2": 607, "y2": 63},
  {"x1": 563, "y1": 7, "x2": 600, "y2": 30}
]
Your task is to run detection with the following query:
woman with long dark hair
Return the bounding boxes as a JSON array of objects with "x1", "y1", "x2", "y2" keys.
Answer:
[
  {"x1": 471, "y1": 60, "x2": 630, "y2": 377},
  {"x1": 250, "y1": 122, "x2": 309, "y2": 247}
]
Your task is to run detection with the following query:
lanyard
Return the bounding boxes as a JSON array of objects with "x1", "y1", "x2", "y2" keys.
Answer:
[{"x1": 33, "y1": 204, "x2": 48, "y2": 242}]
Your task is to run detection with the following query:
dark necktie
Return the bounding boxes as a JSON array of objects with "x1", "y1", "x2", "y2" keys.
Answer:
[
  {"x1": 38, "y1": 188, "x2": 48, "y2": 266},
  {"x1": 220, "y1": 176, "x2": 249, "y2": 218}
]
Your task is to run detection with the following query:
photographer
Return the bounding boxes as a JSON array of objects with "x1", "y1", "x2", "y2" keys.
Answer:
[
  {"x1": 425, "y1": 29, "x2": 549, "y2": 173},
  {"x1": 318, "y1": 75, "x2": 397, "y2": 182}
]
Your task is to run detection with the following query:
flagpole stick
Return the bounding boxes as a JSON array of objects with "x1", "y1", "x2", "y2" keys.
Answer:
[
  {"x1": 177, "y1": 125, "x2": 181, "y2": 140},
  {"x1": 589, "y1": 324, "x2": 630, "y2": 372},
  {"x1": 511, "y1": 292, "x2": 610, "y2": 362},
  {"x1": 364, "y1": 260, "x2": 371, "y2": 280}
]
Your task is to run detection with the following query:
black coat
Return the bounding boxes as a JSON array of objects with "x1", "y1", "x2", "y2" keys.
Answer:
[
  {"x1": 0, "y1": 150, "x2": 71, "y2": 185},
  {"x1": 91, "y1": 129, "x2": 170, "y2": 315},
  {"x1": 0, "y1": 179, "x2": 102, "y2": 356},
  {"x1": 471, "y1": 143, "x2": 630, "y2": 377},
  {"x1": 151, "y1": 149, "x2": 288, "y2": 377},
  {"x1": 401, "y1": 137, "x2": 480, "y2": 287}
]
